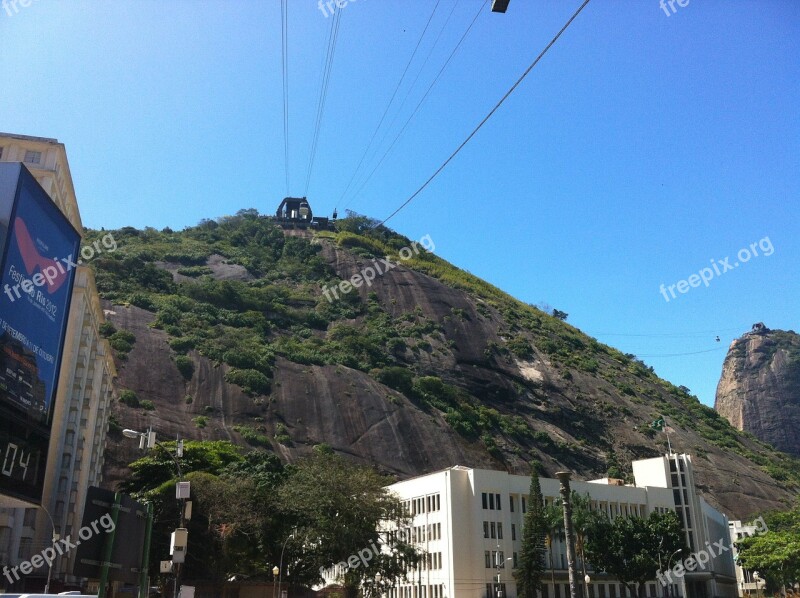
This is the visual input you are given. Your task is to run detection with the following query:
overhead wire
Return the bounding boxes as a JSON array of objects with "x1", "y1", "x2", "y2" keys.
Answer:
[
  {"x1": 304, "y1": 5, "x2": 343, "y2": 196},
  {"x1": 281, "y1": 0, "x2": 290, "y2": 195},
  {"x1": 347, "y1": 0, "x2": 462, "y2": 207},
  {"x1": 346, "y1": 0, "x2": 489, "y2": 209},
  {"x1": 376, "y1": 0, "x2": 594, "y2": 227},
  {"x1": 334, "y1": 0, "x2": 444, "y2": 209}
]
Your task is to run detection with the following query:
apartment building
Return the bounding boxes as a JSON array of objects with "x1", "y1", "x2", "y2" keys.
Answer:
[
  {"x1": 382, "y1": 454, "x2": 736, "y2": 598},
  {"x1": 0, "y1": 132, "x2": 116, "y2": 590}
]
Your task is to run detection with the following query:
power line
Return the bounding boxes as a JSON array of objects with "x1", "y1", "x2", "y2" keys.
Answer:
[
  {"x1": 377, "y1": 0, "x2": 593, "y2": 227},
  {"x1": 304, "y1": 6, "x2": 343, "y2": 196},
  {"x1": 635, "y1": 347, "x2": 727, "y2": 358},
  {"x1": 281, "y1": 0, "x2": 290, "y2": 195},
  {"x1": 335, "y1": 0, "x2": 444, "y2": 209},
  {"x1": 347, "y1": 0, "x2": 488, "y2": 209}
]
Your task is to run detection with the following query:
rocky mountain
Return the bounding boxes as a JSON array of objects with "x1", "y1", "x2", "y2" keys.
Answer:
[
  {"x1": 88, "y1": 211, "x2": 800, "y2": 520},
  {"x1": 715, "y1": 324, "x2": 800, "y2": 457}
]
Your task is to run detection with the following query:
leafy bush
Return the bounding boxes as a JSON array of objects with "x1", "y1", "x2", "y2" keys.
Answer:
[
  {"x1": 193, "y1": 416, "x2": 208, "y2": 428},
  {"x1": 99, "y1": 322, "x2": 117, "y2": 337},
  {"x1": 234, "y1": 425, "x2": 270, "y2": 447},
  {"x1": 140, "y1": 400, "x2": 156, "y2": 411},
  {"x1": 119, "y1": 389, "x2": 139, "y2": 407},
  {"x1": 225, "y1": 368, "x2": 271, "y2": 395},
  {"x1": 175, "y1": 355, "x2": 194, "y2": 380}
]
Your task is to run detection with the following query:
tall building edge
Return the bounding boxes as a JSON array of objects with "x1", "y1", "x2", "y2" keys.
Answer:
[{"x1": 0, "y1": 132, "x2": 116, "y2": 590}]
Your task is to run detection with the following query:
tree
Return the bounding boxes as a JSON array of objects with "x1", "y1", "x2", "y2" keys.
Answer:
[
  {"x1": 516, "y1": 467, "x2": 548, "y2": 598},
  {"x1": 585, "y1": 511, "x2": 686, "y2": 598},
  {"x1": 543, "y1": 503, "x2": 564, "y2": 596},
  {"x1": 571, "y1": 493, "x2": 606, "y2": 594},
  {"x1": 737, "y1": 504, "x2": 800, "y2": 594},
  {"x1": 276, "y1": 451, "x2": 421, "y2": 596}
]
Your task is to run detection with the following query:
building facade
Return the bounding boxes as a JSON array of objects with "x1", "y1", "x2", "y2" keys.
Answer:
[
  {"x1": 379, "y1": 454, "x2": 736, "y2": 598},
  {"x1": 728, "y1": 520, "x2": 767, "y2": 597},
  {"x1": 0, "y1": 132, "x2": 116, "y2": 590}
]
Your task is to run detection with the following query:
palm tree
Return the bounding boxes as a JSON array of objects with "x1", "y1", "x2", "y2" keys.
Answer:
[
  {"x1": 544, "y1": 502, "x2": 564, "y2": 597},
  {"x1": 570, "y1": 492, "x2": 605, "y2": 598}
]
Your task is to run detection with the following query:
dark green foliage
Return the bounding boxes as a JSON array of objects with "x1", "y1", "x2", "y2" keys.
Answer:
[
  {"x1": 224, "y1": 368, "x2": 271, "y2": 395},
  {"x1": 119, "y1": 389, "x2": 139, "y2": 407},
  {"x1": 375, "y1": 366, "x2": 414, "y2": 395},
  {"x1": 233, "y1": 425, "x2": 271, "y2": 447},
  {"x1": 175, "y1": 355, "x2": 194, "y2": 380},
  {"x1": 516, "y1": 466, "x2": 548, "y2": 598},
  {"x1": 98, "y1": 321, "x2": 116, "y2": 337},
  {"x1": 585, "y1": 511, "x2": 687, "y2": 598},
  {"x1": 140, "y1": 399, "x2": 155, "y2": 411}
]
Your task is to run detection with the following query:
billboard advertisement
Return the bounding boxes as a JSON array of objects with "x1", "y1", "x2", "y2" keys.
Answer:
[{"x1": 0, "y1": 162, "x2": 81, "y2": 504}]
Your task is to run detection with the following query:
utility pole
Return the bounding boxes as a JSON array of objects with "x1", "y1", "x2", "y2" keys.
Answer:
[{"x1": 556, "y1": 472, "x2": 579, "y2": 598}]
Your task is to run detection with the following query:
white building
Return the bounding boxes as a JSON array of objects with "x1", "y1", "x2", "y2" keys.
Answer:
[
  {"x1": 0, "y1": 132, "x2": 116, "y2": 590},
  {"x1": 378, "y1": 454, "x2": 736, "y2": 598},
  {"x1": 728, "y1": 520, "x2": 767, "y2": 597}
]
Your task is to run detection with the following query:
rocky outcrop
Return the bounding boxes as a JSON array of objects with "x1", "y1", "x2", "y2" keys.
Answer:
[
  {"x1": 715, "y1": 325, "x2": 800, "y2": 457},
  {"x1": 98, "y1": 229, "x2": 800, "y2": 521}
]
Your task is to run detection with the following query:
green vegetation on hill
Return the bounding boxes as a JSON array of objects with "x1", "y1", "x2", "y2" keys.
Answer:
[{"x1": 85, "y1": 210, "x2": 800, "y2": 490}]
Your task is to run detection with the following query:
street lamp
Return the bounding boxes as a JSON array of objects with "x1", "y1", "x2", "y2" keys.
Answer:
[
  {"x1": 123, "y1": 428, "x2": 186, "y2": 598},
  {"x1": 272, "y1": 566, "x2": 279, "y2": 598},
  {"x1": 584, "y1": 574, "x2": 591, "y2": 598},
  {"x1": 41, "y1": 506, "x2": 59, "y2": 593},
  {"x1": 277, "y1": 530, "x2": 296, "y2": 598}
]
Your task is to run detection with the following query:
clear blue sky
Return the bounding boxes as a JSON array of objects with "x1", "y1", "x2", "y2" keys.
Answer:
[{"x1": 1, "y1": 0, "x2": 797, "y2": 407}]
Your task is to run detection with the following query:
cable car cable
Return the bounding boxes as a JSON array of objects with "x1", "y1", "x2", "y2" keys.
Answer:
[
  {"x1": 304, "y1": 6, "x2": 343, "y2": 196},
  {"x1": 335, "y1": 0, "x2": 444, "y2": 209},
  {"x1": 376, "y1": 0, "x2": 593, "y2": 228},
  {"x1": 281, "y1": 0, "x2": 290, "y2": 195},
  {"x1": 347, "y1": 0, "x2": 488, "y2": 209}
]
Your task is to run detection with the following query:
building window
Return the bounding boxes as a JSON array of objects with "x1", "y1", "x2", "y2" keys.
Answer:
[
  {"x1": 491, "y1": 522, "x2": 496, "y2": 539},
  {"x1": 483, "y1": 492, "x2": 488, "y2": 509},
  {"x1": 484, "y1": 521, "x2": 490, "y2": 538},
  {"x1": 513, "y1": 551, "x2": 518, "y2": 568},
  {"x1": 512, "y1": 523, "x2": 516, "y2": 541},
  {"x1": 498, "y1": 522, "x2": 503, "y2": 539},
  {"x1": 24, "y1": 150, "x2": 41, "y2": 164},
  {"x1": 485, "y1": 551, "x2": 492, "y2": 568},
  {"x1": 522, "y1": 497, "x2": 527, "y2": 513},
  {"x1": 489, "y1": 493, "x2": 495, "y2": 510},
  {"x1": 510, "y1": 495, "x2": 515, "y2": 512},
  {"x1": 496, "y1": 493, "x2": 501, "y2": 510}
]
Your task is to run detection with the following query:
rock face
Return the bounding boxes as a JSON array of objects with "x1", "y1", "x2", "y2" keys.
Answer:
[
  {"x1": 97, "y1": 225, "x2": 800, "y2": 521},
  {"x1": 715, "y1": 324, "x2": 800, "y2": 457}
]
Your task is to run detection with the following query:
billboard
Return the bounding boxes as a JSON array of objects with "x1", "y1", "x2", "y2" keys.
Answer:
[{"x1": 0, "y1": 162, "x2": 81, "y2": 504}]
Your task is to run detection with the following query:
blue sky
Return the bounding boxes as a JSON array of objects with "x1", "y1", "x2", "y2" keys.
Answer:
[{"x1": 1, "y1": 0, "x2": 797, "y2": 408}]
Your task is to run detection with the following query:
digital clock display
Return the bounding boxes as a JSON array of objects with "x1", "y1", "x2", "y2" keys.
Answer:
[{"x1": 0, "y1": 410, "x2": 47, "y2": 503}]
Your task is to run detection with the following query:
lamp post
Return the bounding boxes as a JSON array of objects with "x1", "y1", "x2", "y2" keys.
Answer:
[
  {"x1": 277, "y1": 530, "x2": 295, "y2": 598},
  {"x1": 374, "y1": 572, "x2": 382, "y2": 598},
  {"x1": 272, "y1": 566, "x2": 279, "y2": 598},
  {"x1": 123, "y1": 429, "x2": 186, "y2": 598},
  {"x1": 556, "y1": 472, "x2": 580, "y2": 598},
  {"x1": 584, "y1": 574, "x2": 591, "y2": 598},
  {"x1": 41, "y1": 505, "x2": 59, "y2": 593}
]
